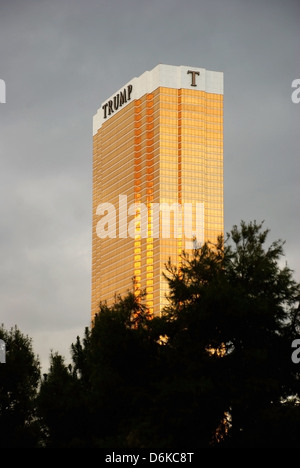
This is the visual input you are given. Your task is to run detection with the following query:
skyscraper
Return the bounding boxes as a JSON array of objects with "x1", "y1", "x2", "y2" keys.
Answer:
[{"x1": 92, "y1": 64, "x2": 223, "y2": 320}]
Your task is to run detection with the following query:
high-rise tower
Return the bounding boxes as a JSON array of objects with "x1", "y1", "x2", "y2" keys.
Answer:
[{"x1": 92, "y1": 64, "x2": 223, "y2": 320}]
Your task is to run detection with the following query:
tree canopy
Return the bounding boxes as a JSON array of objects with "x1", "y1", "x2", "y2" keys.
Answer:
[
  {"x1": 1, "y1": 220, "x2": 300, "y2": 447},
  {"x1": 0, "y1": 325, "x2": 41, "y2": 447},
  {"x1": 161, "y1": 220, "x2": 300, "y2": 446}
]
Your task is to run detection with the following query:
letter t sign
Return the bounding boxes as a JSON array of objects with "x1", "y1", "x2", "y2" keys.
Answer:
[{"x1": 187, "y1": 70, "x2": 200, "y2": 87}]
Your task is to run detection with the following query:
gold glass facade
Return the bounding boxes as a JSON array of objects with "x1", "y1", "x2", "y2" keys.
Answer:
[{"x1": 92, "y1": 66, "x2": 223, "y2": 320}]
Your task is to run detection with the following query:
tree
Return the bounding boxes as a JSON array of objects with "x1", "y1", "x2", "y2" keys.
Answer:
[
  {"x1": 0, "y1": 325, "x2": 41, "y2": 448},
  {"x1": 162, "y1": 220, "x2": 300, "y2": 447},
  {"x1": 35, "y1": 220, "x2": 300, "y2": 447},
  {"x1": 70, "y1": 292, "x2": 163, "y2": 447},
  {"x1": 37, "y1": 291, "x2": 163, "y2": 447},
  {"x1": 38, "y1": 352, "x2": 88, "y2": 447}
]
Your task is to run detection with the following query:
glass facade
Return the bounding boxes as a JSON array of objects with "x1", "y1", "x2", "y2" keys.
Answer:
[{"x1": 92, "y1": 65, "x2": 223, "y2": 320}]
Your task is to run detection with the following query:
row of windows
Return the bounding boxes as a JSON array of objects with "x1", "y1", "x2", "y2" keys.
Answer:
[
  {"x1": 101, "y1": 111, "x2": 227, "y2": 142},
  {"x1": 98, "y1": 256, "x2": 183, "y2": 266},
  {"x1": 181, "y1": 147, "x2": 223, "y2": 155},
  {"x1": 160, "y1": 186, "x2": 222, "y2": 195},
  {"x1": 133, "y1": 104, "x2": 223, "y2": 118},
  {"x1": 160, "y1": 155, "x2": 223, "y2": 163},
  {"x1": 158, "y1": 110, "x2": 223, "y2": 122},
  {"x1": 95, "y1": 202, "x2": 223, "y2": 217},
  {"x1": 100, "y1": 136, "x2": 222, "y2": 154},
  {"x1": 159, "y1": 102, "x2": 222, "y2": 112},
  {"x1": 159, "y1": 103, "x2": 223, "y2": 113},
  {"x1": 161, "y1": 137, "x2": 223, "y2": 146},
  {"x1": 159, "y1": 144, "x2": 223, "y2": 154},
  {"x1": 160, "y1": 88, "x2": 222, "y2": 99},
  {"x1": 97, "y1": 186, "x2": 222, "y2": 199},
  {"x1": 97, "y1": 174, "x2": 223, "y2": 193},
  {"x1": 160, "y1": 110, "x2": 223, "y2": 122},
  {"x1": 160, "y1": 184, "x2": 222, "y2": 192},
  {"x1": 106, "y1": 181, "x2": 223, "y2": 193},
  {"x1": 161, "y1": 166, "x2": 223, "y2": 175},
  {"x1": 159, "y1": 126, "x2": 223, "y2": 136},
  {"x1": 159, "y1": 147, "x2": 223, "y2": 155},
  {"x1": 98, "y1": 229, "x2": 223, "y2": 247},
  {"x1": 181, "y1": 129, "x2": 223, "y2": 138},
  {"x1": 158, "y1": 196, "x2": 222, "y2": 204},
  {"x1": 157, "y1": 109, "x2": 223, "y2": 119},
  {"x1": 95, "y1": 166, "x2": 223, "y2": 188},
  {"x1": 159, "y1": 160, "x2": 222, "y2": 169},
  {"x1": 98, "y1": 269, "x2": 165, "y2": 285},
  {"x1": 103, "y1": 108, "x2": 223, "y2": 131},
  {"x1": 100, "y1": 119, "x2": 157, "y2": 142},
  {"x1": 96, "y1": 139, "x2": 223, "y2": 163},
  {"x1": 158, "y1": 91, "x2": 223, "y2": 102},
  {"x1": 101, "y1": 136, "x2": 158, "y2": 151},
  {"x1": 182, "y1": 163, "x2": 223, "y2": 170},
  {"x1": 160, "y1": 118, "x2": 223, "y2": 129}
]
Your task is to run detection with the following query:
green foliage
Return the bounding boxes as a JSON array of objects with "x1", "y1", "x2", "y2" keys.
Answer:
[
  {"x1": 3, "y1": 221, "x2": 300, "y2": 447},
  {"x1": 162, "y1": 220, "x2": 300, "y2": 446},
  {"x1": 38, "y1": 352, "x2": 87, "y2": 447},
  {"x1": 0, "y1": 325, "x2": 41, "y2": 447}
]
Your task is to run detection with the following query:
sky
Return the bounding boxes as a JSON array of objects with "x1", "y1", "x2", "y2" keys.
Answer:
[{"x1": 0, "y1": 0, "x2": 299, "y2": 373}]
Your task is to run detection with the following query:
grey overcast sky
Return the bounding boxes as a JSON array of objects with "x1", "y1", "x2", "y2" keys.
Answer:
[{"x1": 0, "y1": 0, "x2": 299, "y2": 372}]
